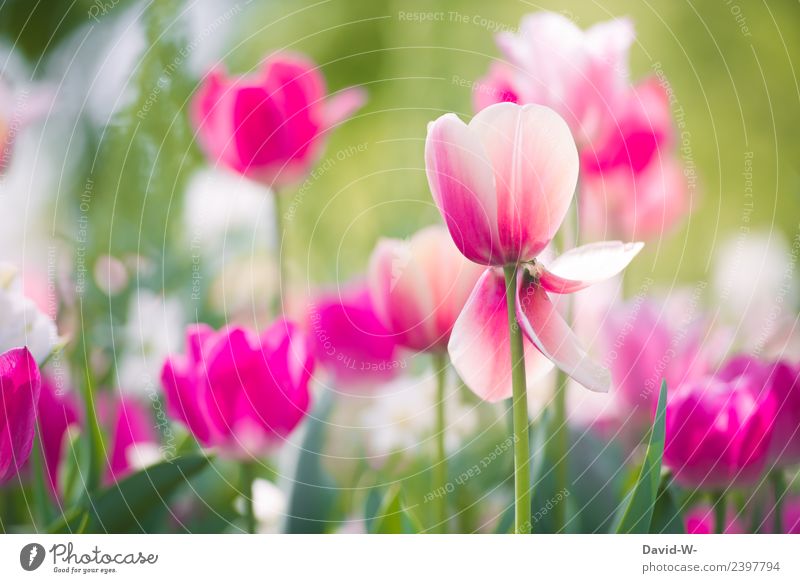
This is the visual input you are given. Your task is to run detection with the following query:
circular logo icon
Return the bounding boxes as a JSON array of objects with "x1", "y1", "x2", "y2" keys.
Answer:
[{"x1": 20, "y1": 543, "x2": 46, "y2": 571}]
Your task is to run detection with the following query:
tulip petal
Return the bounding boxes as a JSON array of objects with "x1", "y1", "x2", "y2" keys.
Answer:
[
  {"x1": 515, "y1": 270, "x2": 610, "y2": 392},
  {"x1": 539, "y1": 241, "x2": 644, "y2": 294},
  {"x1": 449, "y1": 268, "x2": 553, "y2": 403},
  {"x1": 0, "y1": 347, "x2": 41, "y2": 482},
  {"x1": 425, "y1": 113, "x2": 500, "y2": 265},
  {"x1": 469, "y1": 103, "x2": 578, "y2": 262},
  {"x1": 324, "y1": 87, "x2": 367, "y2": 128}
]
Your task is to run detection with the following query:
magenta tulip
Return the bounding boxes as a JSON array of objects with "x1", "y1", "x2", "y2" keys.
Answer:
[
  {"x1": 488, "y1": 12, "x2": 634, "y2": 145},
  {"x1": 664, "y1": 363, "x2": 777, "y2": 489},
  {"x1": 0, "y1": 347, "x2": 41, "y2": 482},
  {"x1": 191, "y1": 52, "x2": 365, "y2": 188},
  {"x1": 604, "y1": 299, "x2": 709, "y2": 424},
  {"x1": 580, "y1": 78, "x2": 688, "y2": 240},
  {"x1": 161, "y1": 320, "x2": 313, "y2": 458},
  {"x1": 308, "y1": 284, "x2": 401, "y2": 387},
  {"x1": 764, "y1": 360, "x2": 800, "y2": 467},
  {"x1": 101, "y1": 395, "x2": 159, "y2": 483},
  {"x1": 425, "y1": 102, "x2": 642, "y2": 401},
  {"x1": 685, "y1": 504, "x2": 746, "y2": 534},
  {"x1": 36, "y1": 377, "x2": 79, "y2": 495},
  {"x1": 368, "y1": 225, "x2": 484, "y2": 352}
]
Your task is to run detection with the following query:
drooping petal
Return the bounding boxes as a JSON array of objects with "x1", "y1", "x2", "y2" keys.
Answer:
[
  {"x1": 539, "y1": 241, "x2": 644, "y2": 294},
  {"x1": 425, "y1": 113, "x2": 501, "y2": 265},
  {"x1": 515, "y1": 269, "x2": 610, "y2": 392},
  {"x1": 469, "y1": 103, "x2": 578, "y2": 262},
  {"x1": 449, "y1": 268, "x2": 553, "y2": 402}
]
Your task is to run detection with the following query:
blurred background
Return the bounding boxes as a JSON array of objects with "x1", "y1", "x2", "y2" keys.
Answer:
[
  {"x1": 2, "y1": 0, "x2": 799, "y2": 293},
  {"x1": 1, "y1": 0, "x2": 799, "y2": 535}
]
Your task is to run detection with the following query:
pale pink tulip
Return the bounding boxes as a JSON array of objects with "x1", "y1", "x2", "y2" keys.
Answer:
[
  {"x1": 368, "y1": 225, "x2": 484, "y2": 352},
  {"x1": 490, "y1": 12, "x2": 634, "y2": 145},
  {"x1": 0, "y1": 347, "x2": 41, "y2": 482},
  {"x1": 191, "y1": 52, "x2": 365, "y2": 188},
  {"x1": 425, "y1": 102, "x2": 643, "y2": 401},
  {"x1": 580, "y1": 78, "x2": 688, "y2": 240},
  {"x1": 161, "y1": 320, "x2": 313, "y2": 458}
]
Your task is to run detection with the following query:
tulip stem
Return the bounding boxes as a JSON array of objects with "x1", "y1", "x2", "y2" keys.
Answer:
[
  {"x1": 78, "y1": 357, "x2": 106, "y2": 497},
  {"x1": 30, "y1": 427, "x2": 53, "y2": 529},
  {"x1": 503, "y1": 265, "x2": 531, "y2": 534},
  {"x1": 241, "y1": 461, "x2": 257, "y2": 534},
  {"x1": 712, "y1": 491, "x2": 726, "y2": 534},
  {"x1": 433, "y1": 353, "x2": 448, "y2": 533},
  {"x1": 552, "y1": 368, "x2": 569, "y2": 532},
  {"x1": 771, "y1": 470, "x2": 785, "y2": 534}
]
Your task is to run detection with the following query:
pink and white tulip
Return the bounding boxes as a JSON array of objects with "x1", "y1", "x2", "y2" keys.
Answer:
[
  {"x1": 0, "y1": 347, "x2": 41, "y2": 483},
  {"x1": 580, "y1": 78, "x2": 688, "y2": 240},
  {"x1": 488, "y1": 12, "x2": 634, "y2": 145},
  {"x1": 101, "y1": 394, "x2": 159, "y2": 483},
  {"x1": 368, "y1": 225, "x2": 484, "y2": 352},
  {"x1": 161, "y1": 320, "x2": 313, "y2": 458},
  {"x1": 425, "y1": 102, "x2": 643, "y2": 401},
  {"x1": 191, "y1": 52, "x2": 365, "y2": 188}
]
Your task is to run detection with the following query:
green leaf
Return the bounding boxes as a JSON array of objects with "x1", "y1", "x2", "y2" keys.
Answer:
[
  {"x1": 614, "y1": 380, "x2": 668, "y2": 533},
  {"x1": 286, "y1": 392, "x2": 338, "y2": 533},
  {"x1": 370, "y1": 484, "x2": 404, "y2": 534},
  {"x1": 81, "y1": 454, "x2": 211, "y2": 533},
  {"x1": 649, "y1": 476, "x2": 686, "y2": 534}
]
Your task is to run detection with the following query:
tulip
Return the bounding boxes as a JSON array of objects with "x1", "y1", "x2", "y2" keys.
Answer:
[
  {"x1": 101, "y1": 394, "x2": 159, "y2": 483},
  {"x1": 0, "y1": 347, "x2": 41, "y2": 483},
  {"x1": 36, "y1": 377, "x2": 79, "y2": 496},
  {"x1": 191, "y1": 52, "x2": 365, "y2": 189},
  {"x1": 664, "y1": 363, "x2": 777, "y2": 490},
  {"x1": 685, "y1": 504, "x2": 746, "y2": 534},
  {"x1": 604, "y1": 299, "x2": 709, "y2": 429},
  {"x1": 716, "y1": 356, "x2": 800, "y2": 468},
  {"x1": 0, "y1": 263, "x2": 59, "y2": 364},
  {"x1": 161, "y1": 319, "x2": 313, "y2": 458},
  {"x1": 580, "y1": 78, "x2": 688, "y2": 240},
  {"x1": 426, "y1": 103, "x2": 642, "y2": 400},
  {"x1": 308, "y1": 284, "x2": 401, "y2": 388},
  {"x1": 488, "y1": 12, "x2": 634, "y2": 145},
  {"x1": 368, "y1": 225, "x2": 484, "y2": 352},
  {"x1": 426, "y1": 102, "x2": 642, "y2": 533}
]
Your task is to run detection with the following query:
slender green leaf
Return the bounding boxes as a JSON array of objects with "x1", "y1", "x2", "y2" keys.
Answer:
[
  {"x1": 615, "y1": 380, "x2": 668, "y2": 533},
  {"x1": 649, "y1": 476, "x2": 686, "y2": 534}
]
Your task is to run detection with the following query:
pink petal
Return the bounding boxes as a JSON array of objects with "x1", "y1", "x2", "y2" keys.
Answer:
[
  {"x1": 0, "y1": 347, "x2": 41, "y2": 483},
  {"x1": 515, "y1": 270, "x2": 610, "y2": 392},
  {"x1": 449, "y1": 268, "x2": 553, "y2": 402},
  {"x1": 324, "y1": 87, "x2": 366, "y2": 128},
  {"x1": 469, "y1": 103, "x2": 578, "y2": 262},
  {"x1": 539, "y1": 241, "x2": 644, "y2": 294},
  {"x1": 425, "y1": 113, "x2": 501, "y2": 265}
]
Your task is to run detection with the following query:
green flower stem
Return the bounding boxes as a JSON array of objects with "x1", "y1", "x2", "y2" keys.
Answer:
[
  {"x1": 503, "y1": 265, "x2": 531, "y2": 534},
  {"x1": 30, "y1": 428, "x2": 53, "y2": 529},
  {"x1": 78, "y1": 350, "x2": 105, "y2": 497},
  {"x1": 712, "y1": 491, "x2": 727, "y2": 534},
  {"x1": 241, "y1": 461, "x2": 257, "y2": 534},
  {"x1": 771, "y1": 470, "x2": 786, "y2": 534},
  {"x1": 433, "y1": 353, "x2": 448, "y2": 533},
  {"x1": 552, "y1": 368, "x2": 569, "y2": 532}
]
